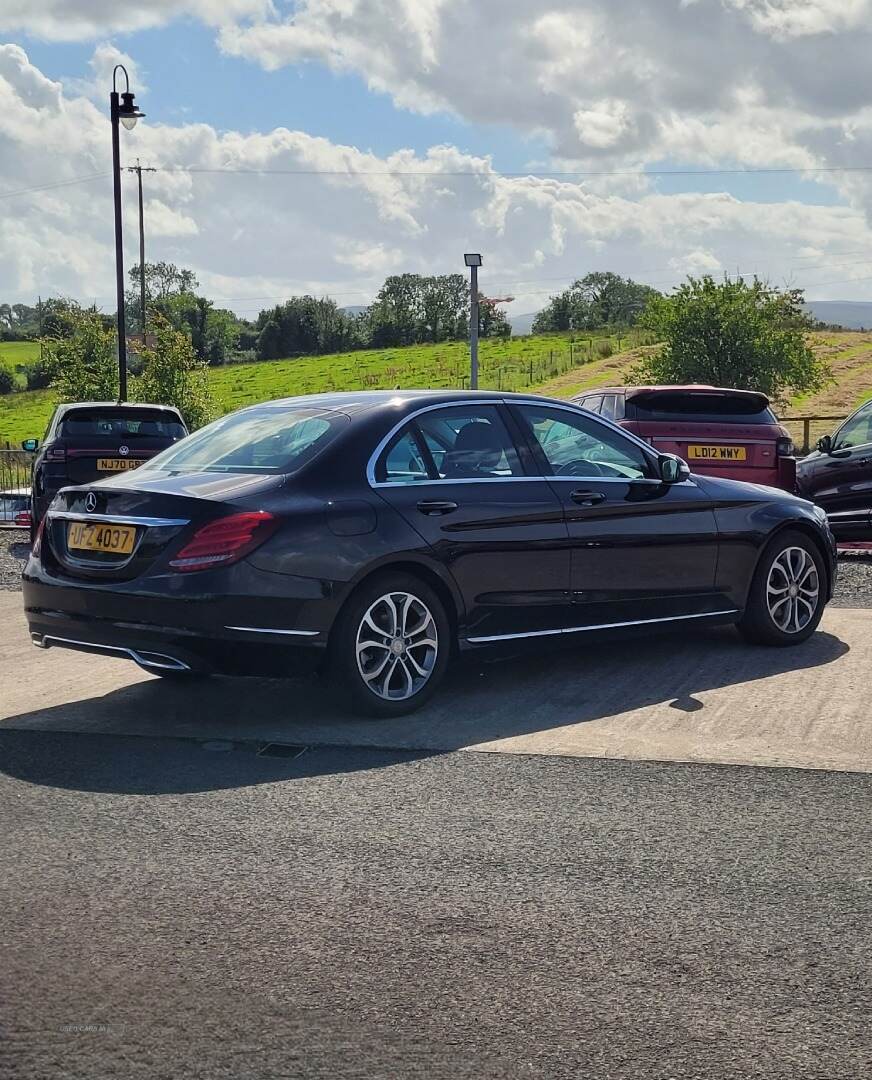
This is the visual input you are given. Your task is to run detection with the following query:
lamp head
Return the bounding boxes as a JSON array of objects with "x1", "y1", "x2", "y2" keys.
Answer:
[
  {"x1": 463, "y1": 253, "x2": 482, "y2": 268},
  {"x1": 118, "y1": 91, "x2": 145, "y2": 131}
]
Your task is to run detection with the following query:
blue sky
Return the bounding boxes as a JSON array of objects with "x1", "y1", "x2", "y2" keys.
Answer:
[
  {"x1": 3, "y1": 1, "x2": 872, "y2": 312},
  {"x1": 17, "y1": 20, "x2": 839, "y2": 208}
]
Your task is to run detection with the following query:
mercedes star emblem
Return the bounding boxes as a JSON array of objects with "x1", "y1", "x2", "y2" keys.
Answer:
[{"x1": 85, "y1": 493, "x2": 97, "y2": 513}]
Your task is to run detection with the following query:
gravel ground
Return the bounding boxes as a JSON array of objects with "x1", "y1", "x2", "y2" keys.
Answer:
[
  {"x1": 0, "y1": 528, "x2": 28, "y2": 590},
  {"x1": 3, "y1": 525, "x2": 872, "y2": 603},
  {"x1": 2, "y1": 737, "x2": 871, "y2": 1080}
]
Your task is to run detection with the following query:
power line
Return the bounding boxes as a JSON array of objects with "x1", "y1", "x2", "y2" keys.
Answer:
[
  {"x1": 155, "y1": 164, "x2": 872, "y2": 178},
  {"x1": 0, "y1": 172, "x2": 108, "y2": 200}
]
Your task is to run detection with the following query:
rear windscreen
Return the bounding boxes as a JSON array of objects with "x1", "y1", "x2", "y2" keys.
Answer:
[
  {"x1": 626, "y1": 393, "x2": 776, "y2": 425},
  {"x1": 142, "y1": 406, "x2": 350, "y2": 474},
  {"x1": 59, "y1": 411, "x2": 187, "y2": 439}
]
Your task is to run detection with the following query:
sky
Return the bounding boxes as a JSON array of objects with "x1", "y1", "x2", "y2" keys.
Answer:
[{"x1": 4, "y1": 0, "x2": 872, "y2": 321}]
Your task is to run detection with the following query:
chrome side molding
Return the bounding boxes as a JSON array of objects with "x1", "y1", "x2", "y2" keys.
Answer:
[
  {"x1": 466, "y1": 608, "x2": 739, "y2": 644},
  {"x1": 224, "y1": 625, "x2": 320, "y2": 637}
]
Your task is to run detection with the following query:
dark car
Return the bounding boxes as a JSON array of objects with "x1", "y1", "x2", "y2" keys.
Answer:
[
  {"x1": 572, "y1": 385, "x2": 796, "y2": 491},
  {"x1": 24, "y1": 390, "x2": 836, "y2": 716},
  {"x1": 796, "y1": 398, "x2": 872, "y2": 541},
  {"x1": 24, "y1": 402, "x2": 188, "y2": 538}
]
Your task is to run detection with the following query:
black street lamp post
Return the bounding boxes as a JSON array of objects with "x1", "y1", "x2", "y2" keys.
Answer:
[{"x1": 110, "y1": 64, "x2": 144, "y2": 402}]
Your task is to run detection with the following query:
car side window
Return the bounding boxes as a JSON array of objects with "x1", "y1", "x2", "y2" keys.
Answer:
[
  {"x1": 379, "y1": 428, "x2": 432, "y2": 483},
  {"x1": 599, "y1": 394, "x2": 618, "y2": 421},
  {"x1": 834, "y1": 405, "x2": 872, "y2": 451},
  {"x1": 516, "y1": 405, "x2": 652, "y2": 480},
  {"x1": 416, "y1": 407, "x2": 523, "y2": 480},
  {"x1": 581, "y1": 395, "x2": 603, "y2": 414}
]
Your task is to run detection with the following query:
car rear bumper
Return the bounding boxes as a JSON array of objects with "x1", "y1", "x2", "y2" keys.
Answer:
[{"x1": 22, "y1": 559, "x2": 338, "y2": 677}]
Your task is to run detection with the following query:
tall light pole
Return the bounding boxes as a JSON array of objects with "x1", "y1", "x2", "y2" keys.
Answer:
[
  {"x1": 110, "y1": 64, "x2": 144, "y2": 402},
  {"x1": 464, "y1": 253, "x2": 482, "y2": 389}
]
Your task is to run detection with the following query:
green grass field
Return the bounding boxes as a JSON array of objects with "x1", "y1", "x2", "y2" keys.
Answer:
[
  {"x1": 0, "y1": 329, "x2": 637, "y2": 445},
  {"x1": 0, "y1": 340, "x2": 40, "y2": 386},
  {"x1": 4, "y1": 328, "x2": 869, "y2": 450}
]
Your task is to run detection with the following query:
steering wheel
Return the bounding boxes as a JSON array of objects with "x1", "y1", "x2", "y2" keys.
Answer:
[{"x1": 555, "y1": 458, "x2": 610, "y2": 477}]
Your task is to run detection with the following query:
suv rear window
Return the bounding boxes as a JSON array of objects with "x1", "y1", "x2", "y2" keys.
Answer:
[
  {"x1": 626, "y1": 392, "x2": 776, "y2": 425},
  {"x1": 144, "y1": 406, "x2": 349, "y2": 474},
  {"x1": 59, "y1": 410, "x2": 187, "y2": 439}
]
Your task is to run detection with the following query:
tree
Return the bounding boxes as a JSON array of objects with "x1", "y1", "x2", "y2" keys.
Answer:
[
  {"x1": 133, "y1": 315, "x2": 215, "y2": 430},
  {"x1": 631, "y1": 275, "x2": 830, "y2": 406},
  {"x1": 254, "y1": 297, "x2": 360, "y2": 359},
  {"x1": 533, "y1": 272, "x2": 659, "y2": 333},
  {"x1": 128, "y1": 261, "x2": 198, "y2": 303},
  {"x1": 43, "y1": 306, "x2": 119, "y2": 402},
  {"x1": 479, "y1": 299, "x2": 511, "y2": 340}
]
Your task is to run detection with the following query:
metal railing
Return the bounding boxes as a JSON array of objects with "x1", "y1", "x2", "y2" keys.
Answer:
[
  {"x1": 779, "y1": 415, "x2": 846, "y2": 454},
  {"x1": 0, "y1": 448, "x2": 33, "y2": 492}
]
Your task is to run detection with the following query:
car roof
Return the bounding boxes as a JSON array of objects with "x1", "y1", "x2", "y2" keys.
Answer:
[
  {"x1": 580, "y1": 384, "x2": 771, "y2": 404},
  {"x1": 232, "y1": 388, "x2": 578, "y2": 416},
  {"x1": 53, "y1": 401, "x2": 184, "y2": 416}
]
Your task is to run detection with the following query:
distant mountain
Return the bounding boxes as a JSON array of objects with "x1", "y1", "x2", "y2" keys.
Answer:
[
  {"x1": 507, "y1": 311, "x2": 538, "y2": 336},
  {"x1": 804, "y1": 301, "x2": 872, "y2": 329}
]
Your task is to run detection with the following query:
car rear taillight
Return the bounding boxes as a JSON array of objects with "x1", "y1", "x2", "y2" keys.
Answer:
[
  {"x1": 44, "y1": 446, "x2": 66, "y2": 462},
  {"x1": 168, "y1": 511, "x2": 277, "y2": 573},
  {"x1": 776, "y1": 436, "x2": 794, "y2": 457}
]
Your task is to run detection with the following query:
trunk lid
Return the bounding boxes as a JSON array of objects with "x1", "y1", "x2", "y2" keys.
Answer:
[{"x1": 43, "y1": 470, "x2": 278, "y2": 581}]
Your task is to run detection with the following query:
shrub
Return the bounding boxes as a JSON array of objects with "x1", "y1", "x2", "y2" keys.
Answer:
[
  {"x1": 595, "y1": 339, "x2": 614, "y2": 358},
  {"x1": 23, "y1": 359, "x2": 53, "y2": 391},
  {"x1": 0, "y1": 368, "x2": 15, "y2": 395}
]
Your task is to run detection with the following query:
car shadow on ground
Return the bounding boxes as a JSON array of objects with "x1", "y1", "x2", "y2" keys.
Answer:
[{"x1": 0, "y1": 623, "x2": 850, "y2": 795}]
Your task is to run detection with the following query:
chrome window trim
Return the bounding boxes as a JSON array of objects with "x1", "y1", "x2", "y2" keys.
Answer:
[
  {"x1": 225, "y1": 625, "x2": 320, "y2": 637},
  {"x1": 47, "y1": 511, "x2": 190, "y2": 527},
  {"x1": 371, "y1": 475, "x2": 696, "y2": 489},
  {"x1": 466, "y1": 608, "x2": 739, "y2": 644},
  {"x1": 366, "y1": 396, "x2": 664, "y2": 488}
]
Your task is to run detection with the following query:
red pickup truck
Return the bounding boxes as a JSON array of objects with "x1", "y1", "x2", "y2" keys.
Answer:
[{"x1": 571, "y1": 384, "x2": 796, "y2": 491}]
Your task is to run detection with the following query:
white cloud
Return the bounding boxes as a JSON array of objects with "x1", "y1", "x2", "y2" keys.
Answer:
[
  {"x1": 4, "y1": 42, "x2": 872, "y2": 323},
  {"x1": 0, "y1": 1, "x2": 272, "y2": 41}
]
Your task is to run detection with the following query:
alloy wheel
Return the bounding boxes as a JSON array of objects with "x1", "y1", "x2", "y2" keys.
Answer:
[
  {"x1": 766, "y1": 546, "x2": 820, "y2": 634},
  {"x1": 355, "y1": 591, "x2": 439, "y2": 701}
]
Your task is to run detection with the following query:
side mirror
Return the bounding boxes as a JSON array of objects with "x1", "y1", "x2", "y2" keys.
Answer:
[
  {"x1": 817, "y1": 435, "x2": 832, "y2": 455},
  {"x1": 21, "y1": 438, "x2": 38, "y2": 452},
  {"x1": 659, "y1": 453, "x2": 690, "y2": 484}
]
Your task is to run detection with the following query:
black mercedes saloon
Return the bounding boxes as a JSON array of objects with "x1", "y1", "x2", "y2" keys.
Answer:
[{"x1": 23, "y1": 390, "x2": 837, "y2": 716}]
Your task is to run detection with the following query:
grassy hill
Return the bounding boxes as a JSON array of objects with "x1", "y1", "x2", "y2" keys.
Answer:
[
  {"x1": 0, "y1": 329, "x2": 633, "y2": 445},
  {"x1": 3, "y1": 330, "x2": 871, "y2": 450},
  {"x1": 0, "y1": 340, "x2": 40, "y2": 385}
]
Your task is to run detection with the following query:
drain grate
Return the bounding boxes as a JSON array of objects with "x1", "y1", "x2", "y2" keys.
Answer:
[{"x1": 256, "y1": 743, "x2": 308, "y2": 759}]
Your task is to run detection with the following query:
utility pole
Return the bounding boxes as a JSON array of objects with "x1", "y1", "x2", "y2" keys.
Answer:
[{"x1": 127, "y1": 159, "x2": 156, "y2": 341}]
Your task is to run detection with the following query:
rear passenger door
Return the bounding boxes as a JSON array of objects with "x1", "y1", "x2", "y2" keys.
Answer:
[
  {"x1": 370, "y1": 404, "x2": 571, "y2": 641},
  {"x1": 509, "y1": 402, "x2": 723, "y2": 627}
]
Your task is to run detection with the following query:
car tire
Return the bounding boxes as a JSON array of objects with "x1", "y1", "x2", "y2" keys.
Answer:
[
  {"x1": 328, "y1": 572, "x2": 452, "y2": 718},
  {"x1": 738, "y1": 529, "x2": 827, "y2": 646}
]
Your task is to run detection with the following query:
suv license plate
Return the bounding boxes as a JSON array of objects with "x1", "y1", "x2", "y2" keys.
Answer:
[
  {"x1": 687, "y1": 445, "x2": 747, "y2": 461},
  {"x1": 97, "y1": 458, "x2": 141, "y2": 472}
]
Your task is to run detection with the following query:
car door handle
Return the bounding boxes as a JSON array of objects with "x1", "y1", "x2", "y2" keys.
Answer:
[
  {"x1": 569, "y1": 490, "x2": 607, "y2": 507},
  {"x1": 416, "y1": 499, "x2": 458, "y2": 516}
]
